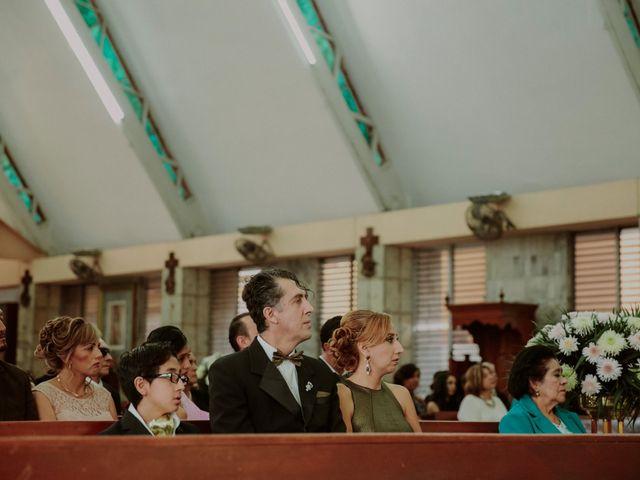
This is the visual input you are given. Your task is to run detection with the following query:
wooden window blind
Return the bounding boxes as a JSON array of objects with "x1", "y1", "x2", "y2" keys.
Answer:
[
  {"x1": 209, "y1": 268, "x2": 241, "y2": 356},
  {"x1": 318, "y1": 256, "x2": 357, "y2": 325},
  {"x1": 620, "y1": 227, "x2": 640, "y2": 309},
  {"x1": 453, "y1": 244, "x2": 486, "y2": 304},
  {"x1": 413, "y1": 248, "x2": 451, "y2": 397},
  {"x1": 143, "y1": 276, "x2": 162, "y2": 339},
  {"x1": 574, "y1": 230, "x2": 618, "y2": 311}
]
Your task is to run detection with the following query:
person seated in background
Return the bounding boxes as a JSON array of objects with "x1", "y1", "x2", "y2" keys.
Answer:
[
  {"x1": 393, "y1": 363, "x2": 425, "y2": 418},
  {"x1": 228, "y1": 312, "x2": 258, "y2": 352},
  {"x1": 0, "y1": 308, "x2": 38, "y2": 420},
  {"x1": 331, "y1": 310, "x2": 421, "y2": 432},
  {"x1": 424, "y1": 370, "x2": 461, "y2": 418},
  {"x1": 32, "y1": 316, "x2": 116, "y2": 421},
  {"x1": 186, "y1": 352, "x2": 209, "y2": 412},
  {"x1": 457, "y1": 363, "x2": 507, "y2": 422},
  {"x1": 90, "y1": 339, "x2": 122, "y2": 415},
  {"x1": 499, "y1": 345, "x2": 586, "y2": 434},
  {"x1": 482, "y1": 361, "x2": 510, "y2": 409},
  {"x1": 147, "y1": 325, "x2": 208, "y2": 420},
  {"x1": 101, "y1": 342, "x2": 199, "y2": 436},
  {"x1": 319, "y1": 315, "x2": 342, "y2": 375}
]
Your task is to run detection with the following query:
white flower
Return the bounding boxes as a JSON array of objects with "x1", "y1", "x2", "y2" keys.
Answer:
[
  {"x1": 581, "y1": 374, "x2": 602, "y2": 396},
  {"x1": 541, "y1": 324, "x2": 554, "y2": 334},
  {"x1": 570, "y1": 313, "x2": 594, "y2": 335},
  {"x1": 596, "y1": 357, "x2": 623, "y2": 382},
  {"x1": 582, "y1": 342, "x2": 603, "y2": 364},
  {"x1": 597, "y1": 329, "x2": 627, "y2": 356},
  {"x1": 557, "y1": 336, "x2": 579, "y2": 356},
  {"x1": 561, "y1": 312, "x2": 577, "y2": 322},
  {"x1": 526, "y1": 334, "x2": 543, "y2": 347},
  {"x1": 548, "y1": 323, "x2": 567, "y2": 341},
  {"x1": 625, "y1": 316, "x2": 640, "y2": 333},
  {"x1": 596, "y1": 312, "x2": 612, "y2": 324},
  {"x1": 561, "y1": 364, "x2": 577, "y2": 392},
  {"x1": 628, "y1": 332, "x2": 640, "y2": 351}
]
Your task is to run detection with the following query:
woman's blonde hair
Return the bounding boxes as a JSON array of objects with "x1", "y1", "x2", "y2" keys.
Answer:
[
  {"x1": 330, "y1": 310, "x2": 392, "y2": 372},
  {"x1": 463, "y1": 363, "x2": 490, "y2": 396},
  {"x1": 34, "y1": 316, "x2": 98, "y2": 372}
]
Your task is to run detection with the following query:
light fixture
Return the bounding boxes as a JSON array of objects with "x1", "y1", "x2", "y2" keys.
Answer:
[
  {"x1": 276, "y1": 0, "x2": 317, "y2": 65},
  {"x1": 44, "y1": 0, "x2": 124, "y2": 124}
]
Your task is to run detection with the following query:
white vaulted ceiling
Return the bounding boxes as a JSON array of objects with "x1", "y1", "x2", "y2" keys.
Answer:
[{"x1": 0, "y1": 0, "x2": 639, "y2": 255}]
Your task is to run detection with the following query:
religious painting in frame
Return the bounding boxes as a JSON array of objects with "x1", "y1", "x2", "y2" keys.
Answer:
[{"x1": 104, "y1": 299, "x2": 127, "y2": 350}]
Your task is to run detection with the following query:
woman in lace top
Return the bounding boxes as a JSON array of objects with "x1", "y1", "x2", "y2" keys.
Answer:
[
  {"x1": 32, "y1": 316, "x2": 116, "y2": 421},
  {"x1": 330, "y1": 310, "x2": 421, "y2": 432}
]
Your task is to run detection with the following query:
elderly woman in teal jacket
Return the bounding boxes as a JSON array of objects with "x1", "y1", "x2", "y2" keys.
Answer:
[{"x1": 499, "y1": 345, "x2": 586, "y2": 434}]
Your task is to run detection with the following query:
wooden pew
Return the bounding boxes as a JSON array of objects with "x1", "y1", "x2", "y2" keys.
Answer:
[
  {"x1": 0, "y1": 420, "x2": 211, "y2": 436},
  {"x1": 1, "y1": 434, "x2": 638, "y2": 480},
  {"x1": 419, "y1": 420, "x2": 498, "y2": 433},
  {"x1": 0, "y1": 420, "x2": 488, "y2": 436}
]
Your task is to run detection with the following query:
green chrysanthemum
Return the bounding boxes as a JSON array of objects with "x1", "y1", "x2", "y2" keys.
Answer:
[{"x1": 561, "y1": 364, "x2": 577, "y2": 392}]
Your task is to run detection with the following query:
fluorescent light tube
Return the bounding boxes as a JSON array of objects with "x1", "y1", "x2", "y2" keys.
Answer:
[
  {"x1": 276, "y1": 0, "x2": 317, "y2": 65},
  {"x1": 45, "y1": 0, "x2": 124, "y2": 124}
]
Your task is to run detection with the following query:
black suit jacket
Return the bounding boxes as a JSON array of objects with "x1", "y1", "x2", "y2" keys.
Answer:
[
  {"x1": 209, "y1": 338, "x2": 345, "y2": 433},
  {"x1": 99, "y1": 410, "x2": 200, "y2": 435},
  {"x1": 0, "y1": 360, "x2": 38, "y2": 421}
]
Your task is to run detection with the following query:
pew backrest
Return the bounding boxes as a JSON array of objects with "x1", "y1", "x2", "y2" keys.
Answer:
[{"x1": 1, "y1": 433, "x2": 638, "y2": 480}]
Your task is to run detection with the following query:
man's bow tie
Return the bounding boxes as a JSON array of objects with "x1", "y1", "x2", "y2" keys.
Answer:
[{"x1": 272, "y1": 350, "x2": 304, "y2": 367}]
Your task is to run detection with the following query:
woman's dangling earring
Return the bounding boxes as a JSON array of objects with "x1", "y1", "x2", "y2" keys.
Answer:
[{"x1": 365, "y1": 355, "x2": 371, "y2": 375}]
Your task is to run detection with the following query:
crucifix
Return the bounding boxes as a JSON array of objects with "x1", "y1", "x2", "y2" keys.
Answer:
[
  {"x1": 164, "y1": 252, "x2": 179, "y2": 295},
  {"x1": 360, "y1": 227, "x2": 379, "y2": 278},
  {"x1": 20, "y1": 270, "x2": 32, "y2": 307}
]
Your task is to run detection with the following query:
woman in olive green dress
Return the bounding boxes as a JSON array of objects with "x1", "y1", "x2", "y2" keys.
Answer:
[{"x1": 330, "y1": 310, "x2": 421, "y2": 433}]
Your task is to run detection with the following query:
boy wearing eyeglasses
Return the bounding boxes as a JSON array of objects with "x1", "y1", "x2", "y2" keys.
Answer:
[{"x1": 100, "y1": 342, "x2": 199, "y2": 436}]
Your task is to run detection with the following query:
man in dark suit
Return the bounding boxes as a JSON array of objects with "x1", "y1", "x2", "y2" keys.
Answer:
[
  {"x1": 0, "y1": 308, "x2": 38, "y2": 421},
  {"x1": 319, "y1": 315, "x2": 342, "y2": 375},
  {"x1": 209, "y1": 268, "x2": 345, "y2": 433},
  {"x1": 101, "y1": 342, "x2": 198, "y2": 436}
]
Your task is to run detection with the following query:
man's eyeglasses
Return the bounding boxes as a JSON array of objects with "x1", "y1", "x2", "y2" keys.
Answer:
[
  {"x1": 99, "y1": 347, "x2": 111, "y2": 356},
  {"x1": 146, "y1": 372, "x2": 189, "y2": 385}
]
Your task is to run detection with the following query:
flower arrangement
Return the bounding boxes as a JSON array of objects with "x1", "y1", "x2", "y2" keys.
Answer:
[{"x1": 527, "y1": 310, "x2": 640, "y2": 422}]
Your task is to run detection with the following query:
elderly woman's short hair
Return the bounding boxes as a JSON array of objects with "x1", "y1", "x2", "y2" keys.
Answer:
[{"x1": 507, "y1": 345, "x2": 557, "y2": 399}]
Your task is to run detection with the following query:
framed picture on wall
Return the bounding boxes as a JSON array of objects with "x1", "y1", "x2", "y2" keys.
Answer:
[{"x1": 105, "y1": 299, "x2": 127, "y2": 350}]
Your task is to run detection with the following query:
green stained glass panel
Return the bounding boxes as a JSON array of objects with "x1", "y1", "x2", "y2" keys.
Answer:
[
  {"x1": 163, "y1": 161, "x2": 178, "y2": 184},
  {"x1": 144, "y1": 118, "x2": 166, "y2": 158},
  {"x1": 624, "y1": 4, "x2": 640, "y2": 48},
  {"x1": 2, "y1": 155, "x2": 43, "y2": 223}
]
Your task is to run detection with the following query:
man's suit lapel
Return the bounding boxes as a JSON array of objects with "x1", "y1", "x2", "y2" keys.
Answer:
[
  {"x1": 120, "y1": 410, "x2": 152, "y2": 435},
  {"x1": 297, "y1": 360, "x2": 316, "y2": 424},
  {"x1": 249, "y1": 340, "x2": 300, "y2": 415}
]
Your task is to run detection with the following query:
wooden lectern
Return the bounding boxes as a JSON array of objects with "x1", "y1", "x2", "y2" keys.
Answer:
[{"x1": 447, "y1": 299, "x2": 537, "y2": 393}]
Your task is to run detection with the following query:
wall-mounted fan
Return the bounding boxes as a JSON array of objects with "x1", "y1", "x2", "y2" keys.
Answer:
[
  {"x1": 69, "y1": 249, "x2": 103, "y2": 283},
  {"x1": 235, "y1": 226, "x2": 275, "y2": 264},
  {"x1": 465, "y1": 192, "x2": 515, "y2": 241}
]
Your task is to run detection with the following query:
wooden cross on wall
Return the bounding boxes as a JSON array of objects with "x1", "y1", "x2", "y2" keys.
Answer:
[
  {"x1": 360, "y1": 227, "x2": 379, "y2": 278},
  {"x1": 164, "y1": 252, "x2": 179, "y2": 295}
]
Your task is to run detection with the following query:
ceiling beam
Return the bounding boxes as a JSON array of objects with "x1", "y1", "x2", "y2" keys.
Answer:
[
  {"x1": 60, "y1": 0, "x2": 209, "y2": 238},
  {"x1": 283, "y1": 0, "x2": 407, "y2": 211},
  {"x1": 0, "y1": 136, "x2": 52, "y2": 252},
  {"x1": 600, "y1": 0, "x2": 640, "y2": 102}
]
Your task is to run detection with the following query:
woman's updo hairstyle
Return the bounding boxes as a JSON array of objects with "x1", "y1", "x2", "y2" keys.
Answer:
[
  {"x1": 330, "y1": 310, "x2": 392, "y2": 373},
  {"x1": 34, "y1": 316, "x2": 98, "y2": 372}
]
